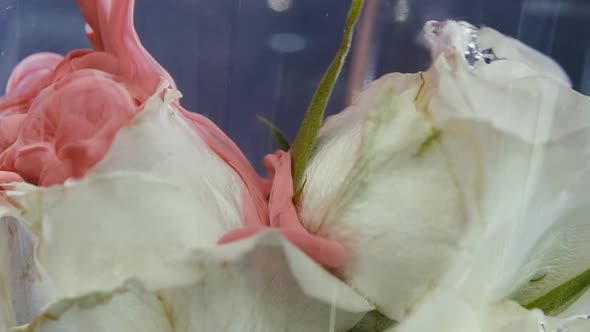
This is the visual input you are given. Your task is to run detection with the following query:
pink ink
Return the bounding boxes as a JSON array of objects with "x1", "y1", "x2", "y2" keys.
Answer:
[
  {"x1": 2, "y1": 69, "x2": 136, "y2": 185},
  {"x1": 0, "y1": 0, "x2": 175, "y2": 185},
  {"x1": 219, "y1": 151, "x2": 346, "y2": 269},
  {"x1": 0, "y1": 0, "x2": 345, "y2": 269}
]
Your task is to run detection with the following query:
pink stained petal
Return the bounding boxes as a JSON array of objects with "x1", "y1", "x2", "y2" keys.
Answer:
[
  {"x1": 179, "y1": 105, "x2": 270, "y2": 226},
  {"x1": 219, "y1": 151, "x2": 347, "y2": 269},
  {"x1": 218, "y1": 226, "x2": 346, "y2": 269},
  {"x1": 279, "y1": 229, "x2": 347, "y2": 269},
  {"x1": 264, "y1": 151, "x2": 301, "y2": 229}
]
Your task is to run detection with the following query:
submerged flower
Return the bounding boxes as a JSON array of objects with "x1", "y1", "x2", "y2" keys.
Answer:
[
  {"x1": 295, "y1": 20, "x2": 590, "y2": 330},
  {"x1": 0, "y1": 0, "x2": 589, "y2": 331}
]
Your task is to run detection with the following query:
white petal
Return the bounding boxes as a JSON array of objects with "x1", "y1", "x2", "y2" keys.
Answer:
[
  {"x1": 392, "y1": 291, "x2": 590, "y2": 332},
  {"x1": 0, "y1": 212, "x2": 54, "y2": 330},
  {"x1": 431, "y1": 108, "x2": 590, "y2": 310},
  {"x1": 90, "y1": 87, "x2": 245, "y2": 231},
  {"x1": 300, "y1": 73, "x2": 466, "y2": 320},
  {"x1": 4, "y1": 87, "x2": 247, "y2": 301},
  {"x1": 560, "y1": 287, "x2": 590, "y2": 318},
  {"x1": 3, "y1": 87, "x2": 373, "y2": 330},
  {"x1": 9, "y1": 171, "x2": 238, "y2": 301},
  {"x1": 424, "y1": 23, "x2": 589, "y2": 145},
  {"x1": 423, "y1": 21, "x2": 590, "y2": 308},
  {"x1": 423, "y1": 21, "x2": 570, "y2": 85},
  {"x1": 429, "y1": 73, "x2": 590, "y2": 308},
  {"x1": 395, "y1": 114, "x2": 590, "y2": 327},
  {"x1": 303, "y1": 20, "x2": 590, "y2": 322},
  {"x1": 15, "y1": 232, "x2": 372, "y2": 332},
  {"x1": 477, "y1": 27, "x2": 571, "y2": 86},
  {"x1": 299, "y1": 72, "x2": 424, "y2": 222},
  {"x1": 510, "y1": 166, "x2": 590, "y2": 308},
  {"x1": 0, "y1": 207, "x2": 12, "y2": 332},
  {"x1": 388, "y1": 293, "x2": 489, "y2": 332}
]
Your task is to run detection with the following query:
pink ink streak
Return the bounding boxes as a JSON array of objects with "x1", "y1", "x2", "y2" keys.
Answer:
[
  {"x1": 219, "y1": 151, "x2": 346, "y2": 269},
  {"x1": 0, "y1": 0, "x2": 345, "y2": 268}
]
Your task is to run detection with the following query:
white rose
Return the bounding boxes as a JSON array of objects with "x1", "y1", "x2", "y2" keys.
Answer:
[{"x1": 299, "y1": 20, "x2": 590, "y2": 330}]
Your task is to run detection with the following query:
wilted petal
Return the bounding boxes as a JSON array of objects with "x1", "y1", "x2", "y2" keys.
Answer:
[
  {"x1": 423, "y1": 21, "x2": 570, "y2": 86},
  {"x1": 0, "y1": 211, "x2": 54, "y2": 329},
  {"x1": 298, "y1": 73, "x2": 423, "y2": 221},
  {"x1": 510, "y1": 166, "x2": 590, "y2": 311},
  {"x1": 14, "y1": 232, "x2": 372, "y2": 332},
  {"x1": 424, "y1": 23, "x2": 587, "y2": 144},
  {"x1": 400, "y1": 110, "x2": 590, "y2": 330},
  {"x1": 423, "y1": 22, "x2": 590, "y2": 310},
  {"x1": 10, "y1": 172, "x2": 233, "y2": 299},
  {"x1": 5, "y1": 87, "x2": 248, "y2": 301},
  {"x1": 391, "y1": 290, "x2": 590, "y2": 332},
  {"x1": 3, "y1": 86, "x2": 372, "y2": 331},
  {"x1": 476, "y1": 27, "x2": 571, "y2": 86},
  {"x1": 89, "y1": 86, "x2": 248, "y2": 227},
  {"x1": 299, "y1": 73, "x2": 466, "y2": 320}
]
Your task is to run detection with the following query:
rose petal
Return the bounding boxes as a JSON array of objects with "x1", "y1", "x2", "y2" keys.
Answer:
[
  {"x1": 0, "y1": 214, "x2": 55, "y2": 328},
  {"x1": 424, "y1": 23, "x2": 590, "y2": 307},
  {"x1": 392, "y1": 290, "x2": 590, "y2": 332},
  {"x1": 299, "y1": 74, "x2": 466, "y2": 320},
  {"x1": 14, "y1": 232, "x2": 372, "y2": 332}
]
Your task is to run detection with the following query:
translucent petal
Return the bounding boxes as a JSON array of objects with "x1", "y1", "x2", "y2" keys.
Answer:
[
  {"x1": 422, "y1": 21, "x2": 570, "y2": 86},
  {"x1": 90, "y1": 87, "x2": 246, "y2": 232},
  {"x1": 422, "y1": 21, "x2": 590, "y2": 309},
  {"x1": 15, "y1": 232, "x2": 372, "y2": 332},
  {"x1": 299, "y1": 73, "x2": 466, "y2": 320},
  {"x1": 477, "y1": 27, "x2": 571, "y2": 86},
  {"x1": 3, "y1": 86, "x2": 372, "y2": 330},
  {"x1": 0, "y1": 213, "x2": 54, "y2": 329},
  {"x1": 391, "y1": 291, "x2": 590, "y2": 332},
  {"x1": 5, "y1": 87, "x2": 246, "y2": 300}
]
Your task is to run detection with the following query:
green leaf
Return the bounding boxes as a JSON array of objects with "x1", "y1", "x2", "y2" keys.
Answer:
[
  {"x1": 524, "y1": 267, "x2": 590, "y2": 315},
  {"x1": 290, "y1": 0, "x2": 364, "y2": 198},
  {"x1": 256, "y1": 114, "x2": 290, "y2": 151}
]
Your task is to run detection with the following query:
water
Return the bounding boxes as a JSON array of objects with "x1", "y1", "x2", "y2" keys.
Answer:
[
  {"x1": 0, "y1": 0, "x2": 590, "y2": 332},
  {"x1": 1, "y1": 0, "x2": 589, "y2": 171}
]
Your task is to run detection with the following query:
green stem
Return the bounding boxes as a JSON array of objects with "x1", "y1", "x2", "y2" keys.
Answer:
[{"x1": 290, "y1": 0, "x2": 364, "y2": 201}]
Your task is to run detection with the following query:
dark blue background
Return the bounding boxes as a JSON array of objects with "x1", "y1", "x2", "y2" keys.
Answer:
[{"x1": 1, "y1": 0, "x2": 589, "y2": 171}]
